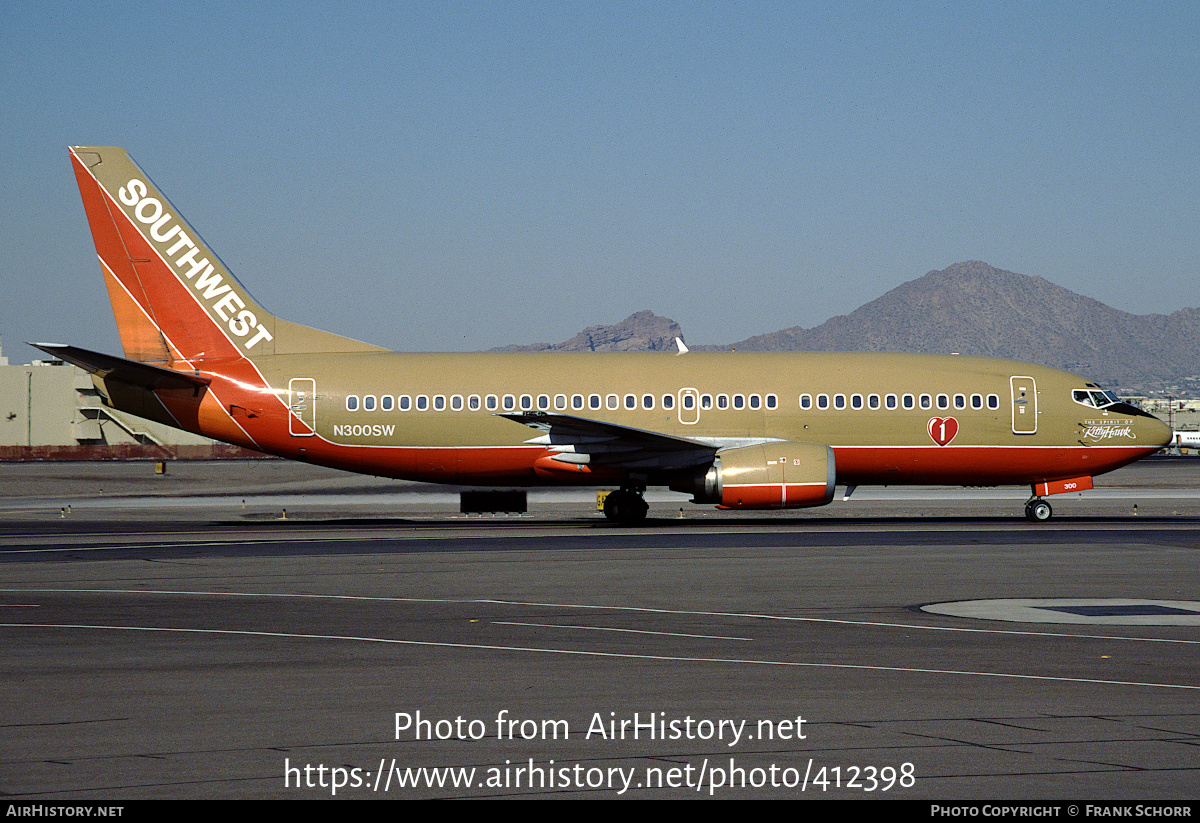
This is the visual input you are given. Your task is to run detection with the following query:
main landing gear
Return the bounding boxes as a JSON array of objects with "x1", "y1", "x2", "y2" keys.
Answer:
[
  {"x1": 603, "y1": 487, "x2": 649, "y2": 525},
  {"x1": 1024, "y1": 497, "x2": 1053, "y2": 522}
]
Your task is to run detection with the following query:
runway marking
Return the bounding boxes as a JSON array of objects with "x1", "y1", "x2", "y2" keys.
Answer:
[
  {"x1": 4, "y1": 519, "x2": 1199, "y2": 553},
  {"x1": 923, "y1": 598, "x2": 1200, "y2": 625},
  {"x1": 492, "y1": 621, "x2": 753, "y2": 641},
  {"x1": 4, "y1": 588, "x2": 1200, "y2": 647},
  {"x1": 0, "y1": 535, "x2": 379, "y2": 554},
  {"x1": 2, "y1": 621, "x2": 1196, "y2": 692}
]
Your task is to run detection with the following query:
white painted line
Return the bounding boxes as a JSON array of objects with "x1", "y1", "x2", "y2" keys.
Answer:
[
  {"x1": 3, "y1": 622, "x2": 1197, "y2": 692},
  {"x1": 5, "y1": 588, "x2": 1200, "y2": 645},
  {"x1": 493, "y1": 621, "x2": 753, "y2": 641}
]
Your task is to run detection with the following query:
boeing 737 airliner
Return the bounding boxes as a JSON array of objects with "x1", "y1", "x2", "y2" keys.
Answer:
[{"x1": 37, "y1": 147, "x2": 1172, "y2": 523}]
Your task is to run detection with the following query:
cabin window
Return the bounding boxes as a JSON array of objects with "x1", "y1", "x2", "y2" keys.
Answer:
[
  {"x1": 606, "y1": 394, "x2": 619, "y2": 410},
  {"x1": 987, "y1": 394, "x2": 1000, "y2": 409},
  {"x1": 683, "y1": 393, "x2": 695, "y2": 409},
  {"x1": 589, "y1": 394, "x2": 601, "y2": 410},
  {"x1": 851, "y1": 394, "x2": 863, "y2": 410},
  {"x1": 718, "y1": 394, "x2": 729, "y2": 409},
  {"x1": 381, "y1": 395, "x2": 394, "y2": 411},
  {"x1": 971, "y1": 394, "x2": 983, "y2": 410},
  {"x1": 834, "y1": 394, "x2": 846, "y2": 410},
  {"x1": 661, "y1": 394, "x2": 674, "y2": 410},
  {"x1": 885, "y1": 394, "x2": 897, "y2": 409},
  {"x1": 520, "y1": 394, "x2": 533, "y2": 411},
  {"x1": 469, "y1": 395, "x2": 481, "y2": 411},
  {"x1": 766, "y1": 394, "x2": 777, "y2": 409},
  {"x1": 937, "y1": 394, "x2": 949, "y2": 410},
  {"x1": 733, "y1": 394, "x2": 745, "y2": 410},
  {"x1": 642, "y1": 394, "x2": 654, "y2": 410},
  {"x1": 920, "y1": 394, "x2": 932, "y2": 409},
  {"x1": 625, "y1": 394, "x2": 637, "y2": 410},
  {"x1": 416, "y1": 395, "x2": 429, "y2": 411},
  {"x1": 817, "y1": 394, "x2": 829, "y2": 409},
  {"x1": 868, "y1": 394, "x2": 880, "y2": 410},
  {"x1": 554, "y1": 394, "x2": 567, "y2": 410},
  {"x1": 503, "y1": 394, "x2": 516, "y2": 411},
  {"x1": 903, "y1": 394, "x2": 915, "y2": 410},
  {"x1": 485, "y1": 394, "x2": 498, "y2": 411},
  {"x1": 362, "y1": 395, "x2": 376, "y2": 411},
  {"x1": 433, "y1": 395, "x2": 446, "y2": 411},
  {"x1": 954, "y1": 394, "x2": 966, "y2": 409},
  {"x1": 701, "y1": 394, "x2": 713, "y2": 410},
  {"x1": 399, "y1": 395, "x2": 411, "y2": 411},
  {"x1": 799, "y1": 394, "x2": 812, "y2": 410},
  {"x1": 749, "y1": 394, "x2": 761, "y2": 409},
  {"x1": 572, "y1": 394, "x2": 584, "y2": 410},
  {"x1": 451, "y1": 395, "x2": 463, "y2": 411},
  {"x1": 346, "y1": 394, "x2": 359, "y2": 411},
  {"x1": 537, "y1": 394, "x2": 550, "y2": 410}
]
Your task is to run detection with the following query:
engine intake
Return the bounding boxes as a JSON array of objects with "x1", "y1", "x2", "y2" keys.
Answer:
[{"x1": 671, "y1": 442, "x2": 836, "y2": 510}]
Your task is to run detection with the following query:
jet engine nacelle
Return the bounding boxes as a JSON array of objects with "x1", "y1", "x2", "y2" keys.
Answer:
[{"x1": 672, "y1": 442, "x2": 836, "y2": 510}]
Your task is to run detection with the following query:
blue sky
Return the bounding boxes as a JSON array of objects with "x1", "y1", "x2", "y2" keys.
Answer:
[{"x1": 2, "y1": 1, "x2": 1197, "y2": 361}]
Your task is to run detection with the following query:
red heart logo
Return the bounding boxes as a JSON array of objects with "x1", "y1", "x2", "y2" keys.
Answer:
[{"x1": 927, "y1": 416, "x2": 959, "y2": 446}]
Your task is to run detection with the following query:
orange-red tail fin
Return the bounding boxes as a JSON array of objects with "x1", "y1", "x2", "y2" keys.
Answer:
[{"x1": 69, "y1": 146, "x2": 385, "y2": 365}]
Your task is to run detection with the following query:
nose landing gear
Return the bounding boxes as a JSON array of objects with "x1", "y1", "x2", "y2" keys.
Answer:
[{"x1": 1024, "y1": 497, "x2": 1052, "y2": 522}]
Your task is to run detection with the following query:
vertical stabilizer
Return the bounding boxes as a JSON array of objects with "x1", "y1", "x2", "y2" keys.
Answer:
[{"x1": 69, "y1": 146, "x2": 385, "y2": 364}]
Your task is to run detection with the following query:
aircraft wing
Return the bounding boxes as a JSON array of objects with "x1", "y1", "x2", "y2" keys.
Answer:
[
  {"x1": 28, "y1": 343, "x2": 211, "y2": 391},
  {"x1": 499, "y1": 411, "x2": 718, "y2": 471}
]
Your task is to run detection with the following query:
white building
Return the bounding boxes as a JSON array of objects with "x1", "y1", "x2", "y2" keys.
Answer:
[{"x1": 0, "y1": 343, "x2": 245, "y2": 458}]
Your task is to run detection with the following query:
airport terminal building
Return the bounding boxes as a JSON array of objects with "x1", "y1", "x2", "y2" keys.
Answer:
[{"x1": 0, "y1": 345, "x2": 258, "y2": 460}]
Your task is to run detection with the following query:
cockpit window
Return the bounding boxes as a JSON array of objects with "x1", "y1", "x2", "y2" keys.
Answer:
[{"x1": 1072, "y1": 388, "x2": 1121, "y2": 409}]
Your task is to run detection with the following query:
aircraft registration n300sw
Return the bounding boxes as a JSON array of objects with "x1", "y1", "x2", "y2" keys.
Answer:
[{"x1": 38, "y1": 146, "x2": 1172, "y2": 523}]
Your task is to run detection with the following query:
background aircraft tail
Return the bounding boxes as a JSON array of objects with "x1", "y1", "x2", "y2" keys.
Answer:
[{"x1": 69, "y1": 146, "x2": 384, "y2": 366}]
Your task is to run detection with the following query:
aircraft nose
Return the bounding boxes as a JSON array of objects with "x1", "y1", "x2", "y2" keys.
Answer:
[{"x1": 1143, "y1": 414, "x2": 1173, "y2": 448}]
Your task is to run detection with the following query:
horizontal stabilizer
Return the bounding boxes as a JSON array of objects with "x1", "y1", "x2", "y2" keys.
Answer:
[{"x1": 28, "y1": 343, "x2": 211, "y2": 391}]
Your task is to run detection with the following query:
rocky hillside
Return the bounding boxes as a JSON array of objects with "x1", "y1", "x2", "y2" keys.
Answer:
[
  {"x1": 493, "y1": 262, "x2": 1199, "y2": 393},
  {"x1": 716, "y1": 261, "x2": 1200, "y2": 389},
  {"x1": 490, "y1": 310, "x2": 683, "y2": 353}
]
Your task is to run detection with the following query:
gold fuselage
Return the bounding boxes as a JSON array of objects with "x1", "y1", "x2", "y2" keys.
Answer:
[{"x1": 168, "y1": 349, "x2": 1170, "y2": 488}]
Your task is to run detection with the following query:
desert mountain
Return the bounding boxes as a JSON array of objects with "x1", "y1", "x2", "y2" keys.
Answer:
[
  {"x1": 495, "y1": 262, "x2": 1199, "y2": 392},
  {"x1": 490, "y1": 310, "x2": 683, "y2": 353},
  {"x1": 719, "y1": 261, "x2": 1200, "y2": 389}
]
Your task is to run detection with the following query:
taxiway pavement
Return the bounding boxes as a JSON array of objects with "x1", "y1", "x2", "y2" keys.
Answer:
[{"x1": 2, "y1": 459, "x2": 1198, "y2": 799}]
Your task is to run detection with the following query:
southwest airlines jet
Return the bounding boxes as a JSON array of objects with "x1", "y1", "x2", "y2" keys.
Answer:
[{"x1": 36, "y1": 147, "x2": 1172, "y2": 523}]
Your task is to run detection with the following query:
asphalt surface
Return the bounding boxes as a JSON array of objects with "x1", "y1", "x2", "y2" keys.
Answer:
[{"x1": 2, "y1": 458, "x2": 1198, "y2": 799}]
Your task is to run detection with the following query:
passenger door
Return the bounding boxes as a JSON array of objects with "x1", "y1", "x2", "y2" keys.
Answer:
[
  {"x1": 1010, "y1": 376, "x2": 1037, "y2": 434},
  {"x1": 678, "y1": 388, "x2": 700, "y2": 425},
  {"x1": 289, "y1": 378, "x2": 316, "y2": 436}
]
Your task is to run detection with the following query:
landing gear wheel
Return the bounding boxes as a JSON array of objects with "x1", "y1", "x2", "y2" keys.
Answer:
[
  {"x1": 1025, "y1": 499, "x2": 1052, "y2": 522},
  {"x1": 603, "y1": 489, "x2": 649, "y2": 525}
]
